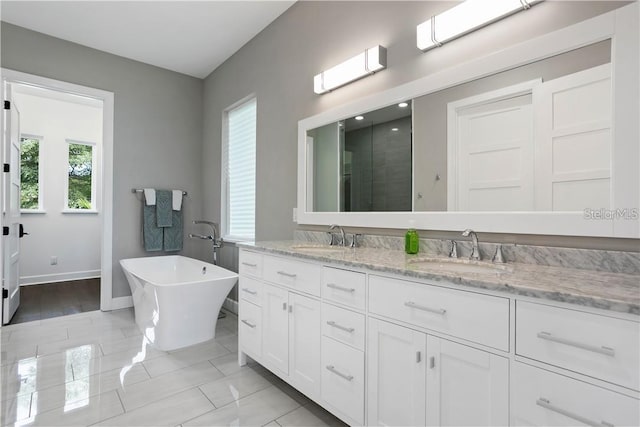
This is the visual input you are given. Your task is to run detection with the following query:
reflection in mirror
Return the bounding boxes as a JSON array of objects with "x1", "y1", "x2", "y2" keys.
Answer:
[{"x1": 307, "y1": 102, "x2": 412, "y2": 212}]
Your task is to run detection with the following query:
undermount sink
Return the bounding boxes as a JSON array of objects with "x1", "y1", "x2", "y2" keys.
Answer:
[
  {"x1": 408, "y1": 257, "x2": 512, "y2": 275},
  {"x1": 291, "y1": 244, "x2": 346, "y2": 254}
]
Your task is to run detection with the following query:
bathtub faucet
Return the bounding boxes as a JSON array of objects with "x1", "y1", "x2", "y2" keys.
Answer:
[{"x1": 190, "y1": 220, "x2": 223, "y2": 265}]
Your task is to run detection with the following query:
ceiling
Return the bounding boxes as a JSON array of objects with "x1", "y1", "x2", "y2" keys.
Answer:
[{"x1": 0, "y1": 1, "x2": 296, "y2": 78}]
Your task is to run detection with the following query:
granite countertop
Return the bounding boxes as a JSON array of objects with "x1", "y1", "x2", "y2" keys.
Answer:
[{"x1": 237, "y1": 240, "x2": 640, "y2": 316}]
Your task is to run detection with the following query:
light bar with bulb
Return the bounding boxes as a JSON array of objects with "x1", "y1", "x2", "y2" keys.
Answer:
[
  {"x1": 417, "y1": 0, "x2": 543, "y2": 51},
  {"x1": 314, "y1": 45, "x2": 387, "y2": 94}
]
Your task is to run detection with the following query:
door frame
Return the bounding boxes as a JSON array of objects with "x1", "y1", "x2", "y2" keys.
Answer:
[{"x1": 0, "y1": 68, "x2": 115, "y2": 320}]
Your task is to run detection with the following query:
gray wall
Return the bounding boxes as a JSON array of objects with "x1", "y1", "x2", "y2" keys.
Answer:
[
  {"x1": 202, "y1": 1, "x2": 637, "y2": 250},
  {"x1": 1, "y1": 22, "x2": 205, "y2": 298}
]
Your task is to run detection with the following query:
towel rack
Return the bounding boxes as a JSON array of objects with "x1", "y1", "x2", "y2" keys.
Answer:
[{"x1": 131, "y1": 188, "x2": 188, "y2": 196}]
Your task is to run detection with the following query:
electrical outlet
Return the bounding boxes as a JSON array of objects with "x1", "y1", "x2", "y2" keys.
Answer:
[
  {"x1": 292, "y1": 207, "x2": 297, "y2": 222},
  {"x1": 50, "y1": 256, "x2": 58, "y2": 265}
]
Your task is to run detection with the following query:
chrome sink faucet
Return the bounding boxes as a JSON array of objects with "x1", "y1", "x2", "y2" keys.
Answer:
[
  {"x1": 329, "y1": 224, "x2": 346, "y2": 247},
  {"x1": 190, "y1": 220, "x2": 223, "y2": 265},
  {"x1": 462, "y1": 229, "x2": 480, "y2": 261}
]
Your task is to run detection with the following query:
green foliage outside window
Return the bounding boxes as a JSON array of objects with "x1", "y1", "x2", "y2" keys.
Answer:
[
  {"x1": 68, "y1": 143, "x2": 93, "y2": 209},
  {"x1": 20, "y1": 138, "x2": 40, "y2": 209}
]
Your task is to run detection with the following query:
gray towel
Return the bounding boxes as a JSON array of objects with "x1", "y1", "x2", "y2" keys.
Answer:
[
  {"x1": 163, "y1": 209, "x2": 183, "y2": 252},
  {"x1": 156, "y1": 190, "x2": 172, "y2": 227},
  {"x1": 143, "y1": 203, "x2": 163, "y2": 252}
]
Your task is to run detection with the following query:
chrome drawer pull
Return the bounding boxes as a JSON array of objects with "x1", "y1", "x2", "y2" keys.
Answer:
[
  {"x1": 242, "y1": 288, "x2": 257, "y2": 295},
  {"x1": 326, "y1": 365, "x2": 354, "y2": 381},
  {"x1": 326, "y1": 321, "x2": 355, "y2": 333},
  {"x1": 536, "y1": 398, "x2": 614, "y2": 427},
  {"x1": 536, "y1": 332, "x2": 615, "y2": 357},
  {"x1": 277, "y1": 271, "x2": 297, "y2": 278},
  {"x1": 404, "y1": 301, "x2": 446, "y2": 315},
  {"x1": 326, "y1": 283, "x2": 356, "y2": 293},
  {"x1": 241, "y1": 262, "x2": 257, "y2": 267},
  {"x1": 241, "y1": 320, "x2": 256, "y2": 329}
]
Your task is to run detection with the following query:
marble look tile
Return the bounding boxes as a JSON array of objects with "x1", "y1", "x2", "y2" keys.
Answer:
[
  {"x1": 215, "y1": 334, "x2": 239, "y2": 353},
  {"x1": 2, "y1": 352, "x2": 74, "y2": 397},
  {"x1": 7, "y1": 325, "x2": 68, "y2": 346},
  {"x1": 183, "y1": 385, "x2": 300, "y2": 427},
  {"x1": 23, "y1": 389, "x2": 123, "y2": 426},
  {"x1": 276, "y1": 404, "x2": 347, "y2": 427},
  {"x1": 30, "y1": 363, "x2": 149, "y2": 415},
  {"x1": 0, "y1": 393, "x2": 32, "y2": 425},
  {"x1": 96, "y1": 388, "x2": 214, "y2": 426},
  {"x1": 119, "y1": 326, "x2": 143, "y2": 338},
  {"x1": 263, "y1": 422, "x2": 280, "y2": 427},
  {"x1": 98, "y1": 334, "x2": 153, "y2": 356},
  {"x1": 198, "y1": 367, "x2": 275, "y2": 408},
  {"x1": 143, "y1": 341, "x2": 229, "y2": 377},
  {"x1": 208, "y1": 352, "x2": 247, "y2": 377},
  {"x1": 36, "y1": 340, "x2": 103, "y2": 359},
  {"x1": 0, "y1": 342, "x2": 38, "y2": 366},
  {"x1": 66, "y1": 324, "x2": 127, "y2": 343},
  {"x1": 117, "y1": 361, "x2": 224, "y2": 411}
]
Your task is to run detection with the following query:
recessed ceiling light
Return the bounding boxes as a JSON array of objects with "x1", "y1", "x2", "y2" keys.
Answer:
[
  {"x1": 355, "y1": 116, "x2": 364, "y2": 121},
  {"x1": 391, "y1": 128, "x2": 399, "y2": 131},
  {"x1": 398, "y1": 102, "x2": 409, "y2": 108}
]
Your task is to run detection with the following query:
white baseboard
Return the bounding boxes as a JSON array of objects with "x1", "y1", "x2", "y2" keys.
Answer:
[
  {"x1": 109, "y1": 296, "x2": 133, "y2": 310},
  {"x1": 20, "y1": 270, "x2": 101, "y2": 286},
  {"x1": 223, "y1": 297, "x2": 238, "y2": 315}
]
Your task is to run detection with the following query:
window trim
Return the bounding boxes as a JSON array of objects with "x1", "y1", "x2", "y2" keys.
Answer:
[
  {"x1": 19, "y1": 134, "x2": 44, "y2": 213},
  {"x1": 64, "y1": 139, "x2": 98, "y2": 212},
  {"x1": 221, "y1": 95, "x2": 257, "y2": 242}
]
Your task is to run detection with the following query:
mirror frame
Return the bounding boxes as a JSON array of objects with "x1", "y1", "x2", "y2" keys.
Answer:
[{"x1": 297, "y1": 4, "x2": 639, "y2": 238}]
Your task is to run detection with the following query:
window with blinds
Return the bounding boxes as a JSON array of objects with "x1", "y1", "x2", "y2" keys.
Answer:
[{"x1": 223, "y1": 97, "x2": 256, "y2": 241}]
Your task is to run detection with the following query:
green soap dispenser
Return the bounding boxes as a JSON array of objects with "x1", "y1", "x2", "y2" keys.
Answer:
[{"x1": 405, "y1": 221, "x2": 419, "y2": 254}]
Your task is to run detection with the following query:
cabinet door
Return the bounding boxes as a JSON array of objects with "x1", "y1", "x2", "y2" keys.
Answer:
[
  {"x1": 426, "y1": 336, "x2": 508, "y2": 426},
  {"x1": 368, "y1": 318, "x2": 427, "y2": 427},
  {"x1": 289, "y1": 292, "x2": 321, "y2": 399},
  {"x1": 262, "y1": 284, "x2": 289, "y2": 375}
]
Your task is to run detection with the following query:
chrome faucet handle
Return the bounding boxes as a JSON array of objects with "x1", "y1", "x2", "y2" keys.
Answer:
[
  {"x1": 448, "y1": 240, "x2": 458, "y2": 258},
  {"x1": 329, "y1": 224, "x2": 346, "y2": 246},
  {"x1": 350, "y1": 234, "x2": 362, "y2": 248},
  {"x1": 327, "y1": 232, "x2": 336, "y2": 246},
  {"x1": 492, "y1": 244, "x2": 505, "y2": 263}
]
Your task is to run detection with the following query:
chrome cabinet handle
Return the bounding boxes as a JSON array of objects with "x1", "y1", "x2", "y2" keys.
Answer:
[
  {"x1": 242, "y1": 288, "x2": 257, "y2": 295},
  {"x1": 241, "y1": 262, "x2": 257, "y2": 267},
  {"x1": 326, "y1": 283, "x2": 356, "y2": 293},
  {"x1": 277, "y1": 271, "x2": 297, "y2": 278},
  {"x1": 241, "y1": 319, "x2": 256, "y2": 328},
  {"x1": 416, "y1": 351, "x2": 421, "y2": 363},
  {"x1": 326, "y1": 321, "x2": 355, "y2": 333},
  {"x1": 537, "y1": 332, "x2": 615, "y2": 357},
  {"x1": 282, "y1": 302, "x2": 287, "y2": 311},
  {"x1": 404, "y1": 301, "x2": 446, "y2": 315},
  {"x1": 536, "y1": 398, "x2": 614, "y2": 427},
  {"x1": 326, "y1": 365, "x2": 354, "y2": 381}
]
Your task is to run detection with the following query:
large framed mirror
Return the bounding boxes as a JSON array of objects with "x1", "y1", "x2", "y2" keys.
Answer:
[{"x1": 297, "y1": 4, "x2": 638, "y2": 238}]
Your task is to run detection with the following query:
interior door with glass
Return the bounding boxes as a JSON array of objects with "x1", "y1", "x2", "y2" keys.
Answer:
[{"x1": 3, "y1": 83, "x2": 21, "y2": 324}]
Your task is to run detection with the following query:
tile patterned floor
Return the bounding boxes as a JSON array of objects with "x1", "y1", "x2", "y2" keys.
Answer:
[
  {"x1": 10, "y1": 279, "x2": 101, "y2": 325},
  {"x1": 0, "y1": 309, "x2": 347, "y2": 426}
]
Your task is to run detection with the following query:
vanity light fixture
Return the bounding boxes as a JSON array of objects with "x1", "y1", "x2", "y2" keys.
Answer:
[
  {"x1": 355, "y1": 116, "x2": 365, "y2": 121},
  {"x1": 314, "y1": 45, "x2": 387, "y2": 94},
  {"x1": 417, "y1": 0, "x2": 544, "y2": 51},
  {"x1": 398, "y1": 102, "x2": 409, "y2": 108}
]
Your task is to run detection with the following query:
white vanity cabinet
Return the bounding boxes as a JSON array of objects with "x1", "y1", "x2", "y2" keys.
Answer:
[
  {"x1": 238, "y1": 248, "x2": 640, "y2": 427},
  {"x1": 367, "y1": 318, "x2": 509, "y2": 427}
]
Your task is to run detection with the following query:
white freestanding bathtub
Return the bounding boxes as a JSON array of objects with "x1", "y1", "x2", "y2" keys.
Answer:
[{"x1": 119, "y1": 255, "x2": 238, "y2": 351}]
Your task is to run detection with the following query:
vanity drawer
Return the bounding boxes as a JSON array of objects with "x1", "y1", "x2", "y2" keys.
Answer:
[
  {"x1": 369, "y1": 275, "x2": 509, "y2": 351},
  {"x1": 512, "y1": 362, "x2": 639, "y2": 426},
  {"x1": 263, "y1": 255, "x2": 321, "y2": 296},
  {"x1": 322, "y1": 303, "x2": 366, "y2": 351},
  {"x1": 321, "y1": 336, "x2": 365, "y2": 425},
  {"x1": 516, "y1": 301, "x2": 640, "y2": 391},
  {"x1": 322, "y1": 267, "x2": 366, "y2": 310},
  {"x1": 239, "y1": 276, "x2": 262, "y2": 306},
  {"x1": 239, "y1": 300, "x2": 262, "y2": 359},
  {"x1": 239, "y1": 250, "x2": 263, "y2": 278}
]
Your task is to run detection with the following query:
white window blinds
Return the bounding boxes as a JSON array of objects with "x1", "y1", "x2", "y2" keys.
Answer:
[{"x1": 223, "y1": 98, "x2": 256, "y2": 240}]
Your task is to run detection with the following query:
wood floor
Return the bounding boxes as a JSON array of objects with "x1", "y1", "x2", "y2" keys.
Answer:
[{"x1": 9, "y1": 278, "x2": 100, "y2": 325}]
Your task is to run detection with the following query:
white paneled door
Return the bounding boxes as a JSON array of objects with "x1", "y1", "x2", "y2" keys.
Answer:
[
  {"x1": 2, "y1": 83, "x2": 21, "y2": 325},
  {"x1": 289, "y1": 292, "x2": 321, "y2": 399},
  {"x1": 261, "y1": 283, "x2": 289, "y2": 375},
  {"x1": 367, "y1": 318, "x2": 427, "y2": 427}
]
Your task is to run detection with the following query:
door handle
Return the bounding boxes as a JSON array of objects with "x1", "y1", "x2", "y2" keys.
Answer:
[{"x1": 19, "y1": 224, "x2": 29, "y2": 238}]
